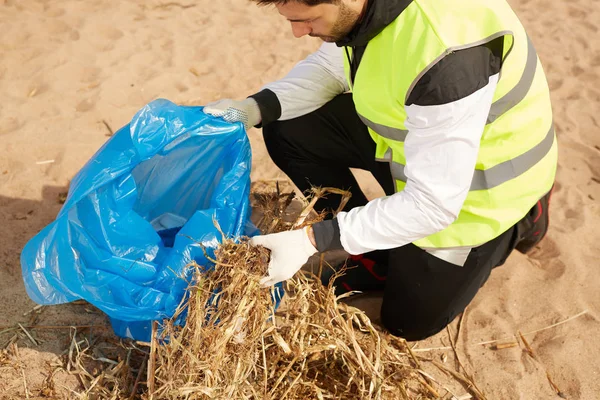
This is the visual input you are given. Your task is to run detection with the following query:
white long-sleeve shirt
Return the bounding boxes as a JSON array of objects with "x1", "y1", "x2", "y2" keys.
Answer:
[
  {"x1": 260, "y1": 43, "x2": 499, "y2": 265},
  {"x1": 263, "y1": 43, "x2": 350, "y2": 120}
]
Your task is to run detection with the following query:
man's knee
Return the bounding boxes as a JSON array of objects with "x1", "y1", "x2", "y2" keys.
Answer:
[
  {"x1": 262, "y1": 120, "x2": 301, "y2": 169},
  {"x1": 380, "y1": 308, "x2": 450, "y2": 341},
  {"x1": 262, "y1": 121, "x2": 283, "y2": 163}
]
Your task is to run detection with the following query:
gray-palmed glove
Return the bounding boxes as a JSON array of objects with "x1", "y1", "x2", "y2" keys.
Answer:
[{"x1": 203, "y1": 98, "x2": 262, "y2": 131}]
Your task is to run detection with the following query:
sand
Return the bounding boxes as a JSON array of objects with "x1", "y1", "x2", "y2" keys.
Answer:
[{"x1": 1, "y1": 0, "x2": 599, "y2": 398}]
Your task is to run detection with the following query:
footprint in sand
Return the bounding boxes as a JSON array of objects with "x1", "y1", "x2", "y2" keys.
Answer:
[
  {"x1": 564, "y1": 140, "x2": 600, "y2": 178},
  {"x1": 591, "y1": 53, "x2": 600, "y2": 68},
  {"x1": 75, "y1": 96, "x2": 97, "y2": 113},
  {"x1": 44, "y1": 7, "x2": 66, "y2": 18},
  {"x1": 0, "y1": 117, "x2": 23, "y2": 135},
  {"x1": 70, "y1": 30, "x2": 80, "y2": 41},
  {"x1": 552, "y1": 180, "x2": 562, "y2": 194},
  {"x1": 586, "y1": 87, "x2": 600, "y2": 106},
  {"x1": 79, "y1": 66, "x2": 102, "y2": 84},
  {"x1": 26, "y1": 81, "x2": 48, "y2": 98},
  {"x1": 548, "y1": 76, "x2": 563, "y2": 91},
  {"x1": 535, "y1": 331, "x2": 585, "y2": 398},
  {"x1": 47, "y1": 19, "x2": 71, "y2": 36},
  {"x1": 101, "y1": 26, "x2": 124, "y2": 41},
  {"x1": 567, "y1": 5, "x2": 587, "y2": 20},
  {"x1": 174, "y1": 82, "x2": 189, "y2": 93},
  {"x1": 518, "y1": 345, "x2": 582, "y2": 399},
  {"x1": 571, "y1": 65, "x2": 585, "y2": 77},
  {"x1": 136, "y1": 66, "x2": 161, "y2": 82},
  {"x1": 44, "y1": 150, "x2": 65, "y2": 182},
  {"x1": 581, "y1": 19, "x2": 598, "y2": 34},
  {"x1": 87, "y1": 26, "x2": 124, "y2": 52},
  {"x1": 565, "y1": 89, "x2": 581, "y2": 102},
  {"x1": 469, "y1": 309, "x2": 494, "y2": 330},
  {"x1": 527, "y1": 237, "x2": 567, "y2": 280},
  {"x1": 556, "y1": 205, "x2": 585, "y2": 234}
]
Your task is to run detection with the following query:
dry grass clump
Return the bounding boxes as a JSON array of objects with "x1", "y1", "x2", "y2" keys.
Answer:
[
  {"x1": 149, "y1": 241, "x2": 276, "y2": 398},
  {"x1": 60, "y1": 328, "x2": 148, "y2": 399},
  {"x1": 149, "y1": 243, "x2": 429, "y2": 399},
  {"x1": 146, "y1": 186, "x2": 442, "y2": 399}
]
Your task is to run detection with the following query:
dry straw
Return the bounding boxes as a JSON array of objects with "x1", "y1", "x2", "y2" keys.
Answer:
[
  {"x1": 145, "y1": 186, "x2": 462, "y2": 399},
  {"x1": 49, "y1": 184, "x2": 479, "y2": 399}
]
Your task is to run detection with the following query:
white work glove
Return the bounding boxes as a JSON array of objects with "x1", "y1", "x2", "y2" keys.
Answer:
[
  {"x1": 250, "y1": 228, "x2": 318, "y2": 287},
  {"x1": 203, "y1": 98, "x2": 262, "y2": 131}
]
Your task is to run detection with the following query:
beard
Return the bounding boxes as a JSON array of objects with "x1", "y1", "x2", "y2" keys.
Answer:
[{"x1": 310, "y1": 2, "x2": 360, "y2": 42}]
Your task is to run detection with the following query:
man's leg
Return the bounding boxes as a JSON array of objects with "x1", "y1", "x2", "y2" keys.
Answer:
[
  {"x1": 262, "y1": 94, "x2": 394, "y2": 214},
  {"x1": 379, "y1": 225, "x2": 517, "y2": 341},
  {"x1": 379, "y1": 189, "x2": 552, "y2": 341},
  {"x1": 329, "y1": 192, "x2": 552, "y2": 340}
]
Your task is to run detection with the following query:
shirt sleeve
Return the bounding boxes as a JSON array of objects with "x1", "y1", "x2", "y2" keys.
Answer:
[
  {"x1": 249, "y1": 42, "x2": 349, "y2": 125},
  {"x1": 334, "y1": 74, "x2": 499, "y2": 255}
]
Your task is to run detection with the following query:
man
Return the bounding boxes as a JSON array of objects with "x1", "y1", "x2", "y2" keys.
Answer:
[{"x1": 204, "y1": 0, "x2": 557, "y2": 340}]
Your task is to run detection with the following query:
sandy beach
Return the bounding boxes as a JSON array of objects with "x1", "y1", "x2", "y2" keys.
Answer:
[{"x1": 1, "y1": 0, "x2": 599, "y2": 398}]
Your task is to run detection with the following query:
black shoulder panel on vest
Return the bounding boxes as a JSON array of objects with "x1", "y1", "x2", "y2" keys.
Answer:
[{"x1": 406, "y1": 36, "x2": 504, "y2": 107}]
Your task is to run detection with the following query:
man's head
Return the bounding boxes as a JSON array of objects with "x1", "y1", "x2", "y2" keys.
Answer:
[{"x1": 252, "y1": 0, "x2": 366, "y2": 43}]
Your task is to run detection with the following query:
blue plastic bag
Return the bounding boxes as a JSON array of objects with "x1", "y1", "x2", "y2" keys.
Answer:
[{"x1": 21, "y1": 99, "x2": 260, "y2": 341}]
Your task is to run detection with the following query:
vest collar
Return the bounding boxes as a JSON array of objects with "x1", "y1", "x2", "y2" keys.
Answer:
[{"x1": 336, "y1": 0, "x2": 412, "y2": 47}]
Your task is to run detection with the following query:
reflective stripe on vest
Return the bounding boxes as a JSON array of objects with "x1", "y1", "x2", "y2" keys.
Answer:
[
  {"x1": 358, "y1": 114, "x2": 408, "y2": 142},
  {"x1": 487, "y1": 35, "x2": 537, "y2": 124},
  {"x1": 377, "y1": 125, "x2": 555, "y2": 191}
]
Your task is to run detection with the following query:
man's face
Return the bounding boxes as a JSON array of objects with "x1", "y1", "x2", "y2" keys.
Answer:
[{"x1": 276, "y1": 1, "x2": 362, "y2": 43}]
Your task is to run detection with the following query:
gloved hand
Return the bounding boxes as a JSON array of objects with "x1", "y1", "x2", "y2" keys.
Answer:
[
  {"x1": 250, "y1": 227, "x2": 318, "y2": 287},
  {"x1": 203, "y1": 98, "x2": 262, "y2": 131}
]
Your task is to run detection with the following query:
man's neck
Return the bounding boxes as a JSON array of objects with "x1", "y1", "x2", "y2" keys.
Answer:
[{"x1": 359, "y1": 0, "x2": 369, "y2": 22}]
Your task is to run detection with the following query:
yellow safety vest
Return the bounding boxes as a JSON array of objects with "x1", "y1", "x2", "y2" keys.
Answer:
[{"x1": 344, "y1": 0, "x2": 557, "y2": 249}]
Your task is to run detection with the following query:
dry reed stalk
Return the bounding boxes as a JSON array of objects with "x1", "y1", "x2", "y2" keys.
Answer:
[
  {"x1": 52, "y1": 328, "x2": 148, "y2": 399},
  {"x1": 11, "y1": 343, "x2": 31, "y2": 399},
  {"x1": 476, "y1": 309, "x2": 588, "y2": 346},
  {"x1": 454, "y1": 310, "x2": 466, "y2": 371},
  {"x1": 102, "y1": 120, "x2": 114, "y2": 137},
  {"x1": 148, "y1": 321, "x2": 158, "y2": 399},
  {"x1": 491, "y1": 341, "x2": 519, "y2": 350},
  {"x1": 17, "y1": 323, "x2": 38, "y2": 346},
  {"x1": 445, "y1": 326, "x2": 487, "y2": 400},
  {"x1": 518, "y1": 331, "x2": 566, "y2": 399}
]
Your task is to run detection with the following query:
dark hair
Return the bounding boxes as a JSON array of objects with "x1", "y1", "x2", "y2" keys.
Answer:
[{"x1": 252, "y1": 0, "x2": 339, "y2": 5}]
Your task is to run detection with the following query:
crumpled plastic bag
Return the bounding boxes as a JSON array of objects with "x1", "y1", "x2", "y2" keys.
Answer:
[{"x1": 21, "y1": 99, "x2": 258, "y2": 341}]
